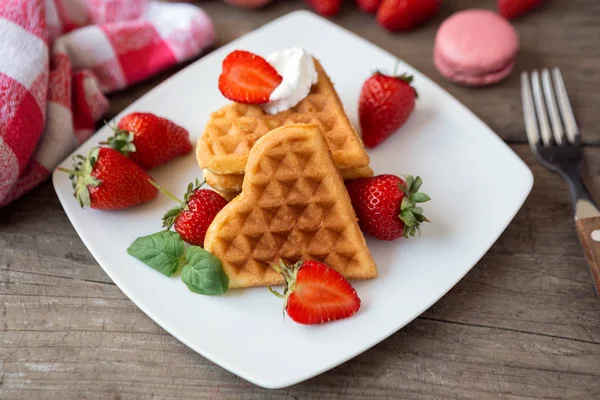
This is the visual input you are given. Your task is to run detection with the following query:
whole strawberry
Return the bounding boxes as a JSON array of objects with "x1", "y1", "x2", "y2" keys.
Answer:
[
  {"x1": 155, "y1": 180, "x2": 229, "y2": 247},
  {"x1": 359, "y1": 72, "x2": 417, "y2": 148},
  {"x1": 270, "y1": 260, "x2": 361, "y2": 325},
  {"x1": 498, "y1": 0, "x2": 543, "y2": 19},
  {"x1": 346, "y1": 174, "x2": 430, "y2": 240},
  {"x1": 305, "y1": 0, "x2": 342, "y2": 16},
  {"x1": 106, "y1": 112, "x2": 192, "y2": 170},
  {"x1": 377, "y1": 0, "x2": 441, "y2": 32},
  {"x1": 58, "y1": 147, "x2": 158, "y2": 210},
  {"x1": 357, "y1": 0, "x2": 382, "y2": 14}
]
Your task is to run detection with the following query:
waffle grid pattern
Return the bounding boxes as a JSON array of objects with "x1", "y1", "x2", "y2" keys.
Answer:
[
  {"x1": 204, "y1": 166, "x2": 375, "y2": 193},
  {"x1": 204, "y1": 125, "x2": 377, "y2": 288},
  {"x1": 197, "y1": 59, "x2": 370, "y2": 174}
]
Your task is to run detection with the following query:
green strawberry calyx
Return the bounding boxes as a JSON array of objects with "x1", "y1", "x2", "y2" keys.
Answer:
[
  {"x1": 374, "y1": 67, "x2": 419, "y2": 98},
  {"x1": 398, "y1": 175, "x2": 431, "y2": 238},
  {"x1": 268, "y1": 260, "x2": 303, "y2": 311},
  {"x1": 150, "y1": 178, "x2": 205, "y2": 230},
  {"x1": 104, "y1": 122, "x2": 136, "y2": 156},
  {"x1": 57, "y1": 147, "x2": 102, "y2": 208}
]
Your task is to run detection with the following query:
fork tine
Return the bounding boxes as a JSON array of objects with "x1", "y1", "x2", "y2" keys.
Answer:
[
  {"x1": 521, "y1": 72, "x2": 540, "y2": 148},
  {"x1": 530, "y1": 70, "x2": 553, "y2": 146},
  {"x1": 541, "y1": 69, "x2": 565, "y2": 145},
  {"x1": 552, "y1": 68, "x2": 579, "y2": 143}
]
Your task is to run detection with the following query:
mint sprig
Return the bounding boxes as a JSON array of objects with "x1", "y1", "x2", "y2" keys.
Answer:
[{"x1": 127, "y1": 231, "x2": 229, "y2": 295}]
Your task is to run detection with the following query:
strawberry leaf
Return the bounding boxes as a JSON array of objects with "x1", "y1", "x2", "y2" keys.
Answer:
[
  {"x1": 73, "y1": 147, "x2": 101, "y2": 208},
  {"x1": 105, "y1": 120, "x2": 136, "y2": 156},
  {"x1": 162, "y1": 206, "x2": 182, "y2": 230},
  {"x1": 181, "y1": 247, "x2": 229, "y2": 295},
  {"x1": 127, "y1": 231, "x2": 185, "y2": 277},
  {"x1": 107, "y1": 131, "x2": 136, "y2": 155},
  {"x1": 402, "y1": 176, "x2": 413, "y2": 195},
  {"x1": 410, "y1": 176, "x2": 422, "y2": 193},
  {"x1": 400, "y1": 197, "x2": 414, "y2": 211},
  {"x1": 398, "y1": 73, "x2": 413, "y2": 84},
  {"x1": 398, "y1": 175, "x2": 431, "y2": 238},
  {"x1": 183, "y1": 178, "x2": 205, "y2": 203},
  {"x1": 410, "y1": 192, "x2": 430, "y2": 203},
  {"x1": 400, "y1": 210, "x2": 417, "y2": 227}
]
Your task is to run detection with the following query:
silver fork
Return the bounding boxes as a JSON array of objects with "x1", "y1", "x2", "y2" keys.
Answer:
[{"x1": 522, "y1": 68, "x2": 600, "y2": 294}]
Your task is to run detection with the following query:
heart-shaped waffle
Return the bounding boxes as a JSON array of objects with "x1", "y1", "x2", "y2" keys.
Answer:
[
  {"x1": 204, "y1": 124, "x2": 377, "y2": 288},
  {"x1": 197, "y1": 58, "x2": 370, "y2": 175}
]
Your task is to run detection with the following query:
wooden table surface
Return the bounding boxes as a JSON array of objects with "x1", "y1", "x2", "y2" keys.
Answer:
[{"x1": 2, "y1": 1, "x2": 600, "y2": 398}]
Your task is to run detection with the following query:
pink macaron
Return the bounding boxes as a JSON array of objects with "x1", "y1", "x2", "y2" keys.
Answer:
[{"x1": 434, "y1": 10, "x2": 519, "y2": 86}]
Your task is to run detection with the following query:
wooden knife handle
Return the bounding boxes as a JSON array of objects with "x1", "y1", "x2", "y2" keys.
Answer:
[{"x1": 575, "y1": 217, "x2": 600, "y2": 295}]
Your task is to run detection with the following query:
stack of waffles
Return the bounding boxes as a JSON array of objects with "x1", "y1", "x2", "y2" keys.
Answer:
[
  {"x1": 204, "y1": 124, "x2": 378, "y2": 288},
  {"x1": 199, "y1": 58, "x2": 377, "y2": 288},
  {"x1": 196, "y1": 59, "x2": 374, "y2": 200}
]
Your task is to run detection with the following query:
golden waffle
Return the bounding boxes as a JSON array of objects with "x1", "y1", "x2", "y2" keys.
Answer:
[
  {"x1": 204, "y1": 124, "x2": 377, "y2": 288},
  {"x1": 204, "y1": 166, "x2": 374, "y2": 193},
  {"x1": 197, "y1": 59, "x2": 370, "y2": 175},
  {"x1": 214, "y1": 189, "x2": 239, "y2": 202}
]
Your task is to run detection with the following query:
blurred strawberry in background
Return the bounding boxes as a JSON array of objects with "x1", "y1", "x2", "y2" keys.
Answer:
[
  {"x1": 305, "y1": 0, "x2": 343, "y2": 16},
  {"x1": 377, "y1": 0, "x2": 441, "y2": 31},
  {"x1": 225, "y1": 0, "x2": 274, "y2": 9}
]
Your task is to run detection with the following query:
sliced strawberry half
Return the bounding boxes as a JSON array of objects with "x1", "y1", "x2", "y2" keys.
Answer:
[
  {"x1": 269, "y1": 260, "x2": 361, "y2": 325},
  {"x1": 218, "y1": 50, "x2": 283, "y2": 104}
]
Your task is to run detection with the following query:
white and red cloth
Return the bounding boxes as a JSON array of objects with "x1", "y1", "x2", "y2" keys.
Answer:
[{"x1": 0, "y1": 0, "x2": 215, "y2": 207}]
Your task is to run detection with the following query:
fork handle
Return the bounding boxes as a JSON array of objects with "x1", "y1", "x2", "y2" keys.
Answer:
[{"x1": 575, "y1": 217, "x2": 600, "y2": 295}]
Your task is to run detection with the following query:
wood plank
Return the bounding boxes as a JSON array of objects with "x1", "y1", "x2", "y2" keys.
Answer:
[{"x1": 1, "y1": 319, "x2": 599, "y2": 399}]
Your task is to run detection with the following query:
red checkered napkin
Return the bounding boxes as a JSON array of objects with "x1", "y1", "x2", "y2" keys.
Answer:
[{"x1": 0, "y1": 0, "x2": 215, "y2": 207}]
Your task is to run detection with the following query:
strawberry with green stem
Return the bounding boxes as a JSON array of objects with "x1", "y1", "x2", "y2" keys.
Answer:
[
  {"x1": 104, "y1": 112, "x2": 192, "y2": 170},
  {"x1": 359, "y1": 65, "x2": 418, "y2": 148},
  {"x1": 151, "y1": 179, "x2": 229, "y2": 247},
  {"x1": 346, "y1": 174, "x2": 430, "y2": 240},
  {"x1": 58, "y1": 147, "x2": 158, "y2": 210}
]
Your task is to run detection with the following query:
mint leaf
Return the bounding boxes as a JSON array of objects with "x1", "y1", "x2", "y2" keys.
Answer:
[
  {"x1": 181, "y1": 247, "x2": 228, "y2": 295},
  {"x1": 127, "y1": 231, "x2": 185, "y2": 277}
]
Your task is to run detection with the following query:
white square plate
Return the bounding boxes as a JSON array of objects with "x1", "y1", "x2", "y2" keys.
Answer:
[{"x1": 53, "y1": 11, "x2": 533, "y2": 389}]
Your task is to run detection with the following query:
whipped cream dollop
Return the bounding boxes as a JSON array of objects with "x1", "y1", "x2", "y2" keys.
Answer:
[{"x1": 261, "y1": 47, "x2": 318, "y2": 115}]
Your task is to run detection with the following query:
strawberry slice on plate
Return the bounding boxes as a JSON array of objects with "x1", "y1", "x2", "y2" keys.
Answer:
[
  {"x1": 270, "y1": 260, "x2": 361, "y2": 325},
  {"x1": 218, "y1": 50, "x2": 283, "y2": 104}
]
